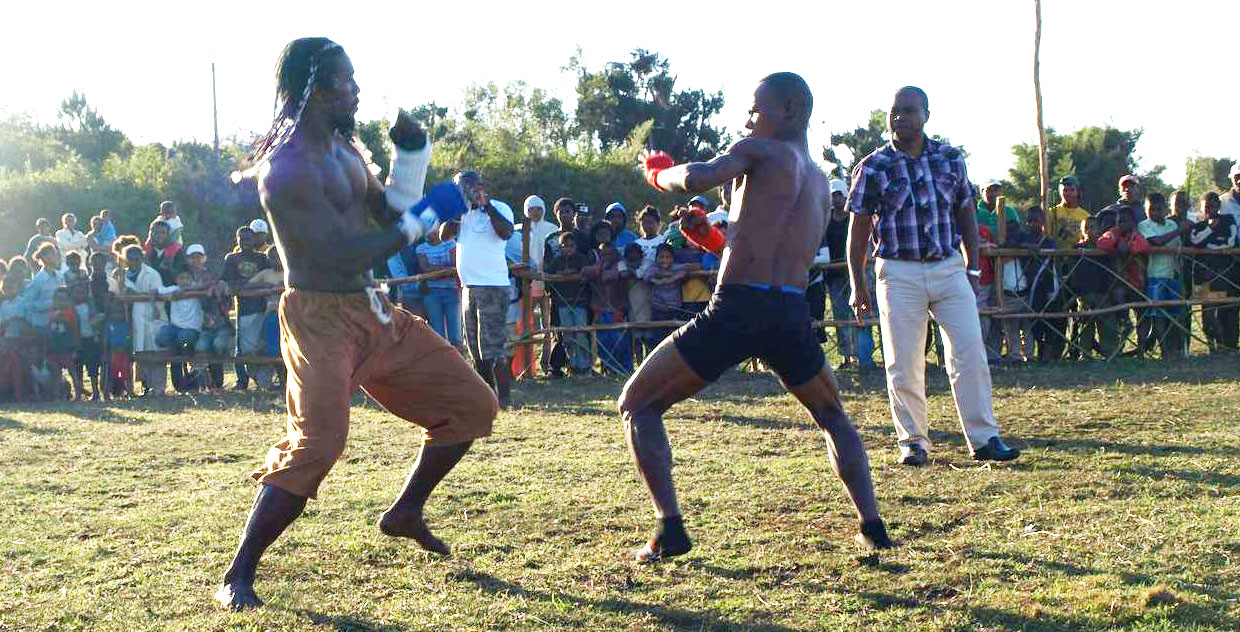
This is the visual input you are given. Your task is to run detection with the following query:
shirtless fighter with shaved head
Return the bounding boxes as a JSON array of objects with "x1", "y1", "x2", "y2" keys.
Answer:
[
  {"x1": 621, "y1": 72, "x2": 893, "y2": 562},
  {"x1": 214, "y1": 37, "x2": 498, "y2": 610}
]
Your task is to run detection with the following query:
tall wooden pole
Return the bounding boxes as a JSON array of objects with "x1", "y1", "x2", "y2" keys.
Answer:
[
  {"x1": 212, "y1": 63, "x2": 220, "y2": 159},
  {"x1": 1034, "y1": 0, "x2": 1048, "y2": 211}
]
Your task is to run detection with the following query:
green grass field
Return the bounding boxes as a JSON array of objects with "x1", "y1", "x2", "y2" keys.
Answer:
[{"x1": 2, "y1": 357, "x2": 1238, "y2": 631}]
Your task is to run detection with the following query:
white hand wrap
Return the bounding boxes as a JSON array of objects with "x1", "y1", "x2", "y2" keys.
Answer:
[
  {"x1": 396, "y1": 206, "x2": 442, "y2": 244},
  {"x1": 385, "y1": 139, "x2": 433, "y2": 215}
]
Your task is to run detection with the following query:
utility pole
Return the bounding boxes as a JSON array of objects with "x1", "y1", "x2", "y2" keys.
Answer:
[{"x1": 212, "y1": 62, "x2": 220, "y2": 159}]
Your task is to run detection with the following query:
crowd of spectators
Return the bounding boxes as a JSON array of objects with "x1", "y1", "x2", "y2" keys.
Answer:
[
  {"x1": 0, "y1": 202, "x2": 285, "y2": 402},
  {"x1": 2, "y1": 164, "x2": 1238, "y2": 404}
]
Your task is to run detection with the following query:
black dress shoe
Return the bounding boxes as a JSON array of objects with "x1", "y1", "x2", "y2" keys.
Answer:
[
  {"x1": 897, "y1": 445, "x2": 928, "y2": 466},
  {"x1": 972, "y1": 436, "x2": 1021, "y2": 462}
]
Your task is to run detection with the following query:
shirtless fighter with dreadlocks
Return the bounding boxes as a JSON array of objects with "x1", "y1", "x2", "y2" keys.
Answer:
[{"x1": 214, "y1": 37, "x2": 499, "y2": 610}]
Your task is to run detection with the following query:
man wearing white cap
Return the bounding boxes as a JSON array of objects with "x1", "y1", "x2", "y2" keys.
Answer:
[
  {"x1": 1220, "y1": 162, "x2": 1240, "y2": 222},
  {"x1": 249, "y1": 218, "x2": 273, "y2": 254}
]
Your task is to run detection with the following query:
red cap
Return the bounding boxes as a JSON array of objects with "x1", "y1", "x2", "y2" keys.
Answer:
[{"x1": 1118, "y1": 175, "x2": 1140, "y2": 186}]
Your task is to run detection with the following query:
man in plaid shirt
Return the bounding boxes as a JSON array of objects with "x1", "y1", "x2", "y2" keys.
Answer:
[{"x1": 847, "y1": 86, "x2": 1020, "y2": 467}]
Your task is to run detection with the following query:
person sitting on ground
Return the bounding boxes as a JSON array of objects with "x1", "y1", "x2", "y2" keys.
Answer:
[
  {"x1": 582, "y1": 242, "x2": 631, "y2": 374},
  {"x1": 605, "y1": 202, "x2": 639, "y2": 252}
]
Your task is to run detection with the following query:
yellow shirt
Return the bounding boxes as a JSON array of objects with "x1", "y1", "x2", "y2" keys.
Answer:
[{"x1": 1051, "y1": 204, "x2": 1090, "y2": 243}]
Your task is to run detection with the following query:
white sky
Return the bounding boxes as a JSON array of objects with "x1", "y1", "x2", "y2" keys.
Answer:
[{"x1": 3, "y1": 0, "x2": 1234, "y2": 186}]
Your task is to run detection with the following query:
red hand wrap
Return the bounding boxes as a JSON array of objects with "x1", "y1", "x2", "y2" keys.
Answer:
[
  {"x1": 680, "y1": 207, "x2": 726, "y2": 255},
  {"x1": 642, "y1": 151, "x2": 675, "y2": 191}
]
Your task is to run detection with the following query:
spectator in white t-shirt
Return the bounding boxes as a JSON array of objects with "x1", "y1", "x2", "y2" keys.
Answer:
[
  {"x1": 633, "y1": 205, "x2": 666, "y2": 266},
  {"x1": 55, "y1": 212, "x2": 89, "y2": 259},
  {"x1": 440, "y1": 171, "x2": 516, "y2": 408}
]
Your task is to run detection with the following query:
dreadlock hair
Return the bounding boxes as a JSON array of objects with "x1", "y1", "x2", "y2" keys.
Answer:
[{"x1": 233, "y1": 37, "x2": 343, "y2": 182}]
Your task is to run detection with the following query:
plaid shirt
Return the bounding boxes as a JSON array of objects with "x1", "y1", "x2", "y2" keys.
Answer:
[{"x1": 848, "y1": 137, "x2": 974, "y2": 261}]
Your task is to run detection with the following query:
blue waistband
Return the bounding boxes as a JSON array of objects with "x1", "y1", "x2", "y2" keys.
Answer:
[{"x1": 741, "y1": 283, "x2": 805, "y2": 295}]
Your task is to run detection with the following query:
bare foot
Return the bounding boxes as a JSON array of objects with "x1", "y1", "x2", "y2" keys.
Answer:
[
  {"x1": 214, "y1": 581, "x2": 263, "y2": 611},
  {"x1": 378, "y1": 509, "x2": 451, "y2": 555}
]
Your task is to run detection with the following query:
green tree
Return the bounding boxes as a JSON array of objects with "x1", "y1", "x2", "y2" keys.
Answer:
[
  {"x1": 1005, "y1": 126, "x2": 1167, "y2": 211},
  {"x1": 825, "y1": 110, "x2": 888, "y2": 177},
  {"x1": 56, "y1": 92, "x2": 130, "y2": 166},
  {"x1": 824, "y1": 110, "x2": 965, "y2": 180},
  {"x1": 0, "y1": 114, "x2": 72, "y2": 173},
  {"x1": 570, "y1": 49, "x2": 727, "y2": 162},
  {"x1": 1182, "y1": 155, "x2": 1233, "y2": 198}
]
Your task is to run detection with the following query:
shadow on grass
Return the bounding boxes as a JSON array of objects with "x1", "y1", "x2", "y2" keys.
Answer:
[
  {"x1": 0, "y1": 416, "x2": 62, "y2": 434},
  {"x1": 300, "y1": 610, "x2": 407, "y2": 632},
  {"x1": 965, "y1": 550, "x2": 1240, "y2": 629},
  {"x1": 1113, "y1": 464, "x2": 1240, "y2": 488},
  {"x1": 1023, "y1": 436, "x2": 1224, "y2": 459},
  {"x1": 457, "y1": 568, "x2": 802, "y2": 632},
  {"x1": 987, "y1": 353, "x2": 1240, "y2": 392}
]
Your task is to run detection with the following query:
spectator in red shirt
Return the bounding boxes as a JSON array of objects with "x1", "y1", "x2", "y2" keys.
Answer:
[{"x1": 1096, "y1": 209, "x2": 1151, "y2": 293}]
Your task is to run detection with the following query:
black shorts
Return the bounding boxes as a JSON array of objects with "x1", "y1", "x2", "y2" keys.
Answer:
[{"x1": 672, "y1": 284, "x2": 825, "y2": 387}]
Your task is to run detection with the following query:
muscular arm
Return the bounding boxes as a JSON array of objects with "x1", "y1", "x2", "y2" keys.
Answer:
[
  {"x1": 653, "y1": 139, "x2": 767, "y2": 193},
  {"x1": 260, "y1": 160, "x2": 405, "y2": 277}
]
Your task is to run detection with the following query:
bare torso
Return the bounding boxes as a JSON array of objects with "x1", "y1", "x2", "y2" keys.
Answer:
[
  {"x1": 258, "y1": 134, "x2": 393, "y2": 292},
  {"x1": 717, "y1": 139, "x2": 827, "y2": 289}
]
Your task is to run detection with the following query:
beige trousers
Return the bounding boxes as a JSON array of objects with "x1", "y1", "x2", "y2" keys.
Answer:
[{"x1": 875, "y1": 253, "x2": 1001, "y2": 452}]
